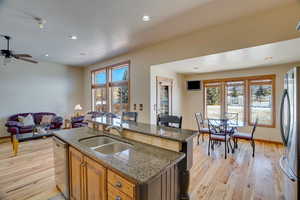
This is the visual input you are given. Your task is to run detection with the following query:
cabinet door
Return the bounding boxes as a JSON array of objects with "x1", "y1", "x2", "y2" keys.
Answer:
[
  {"x1": 84, "y1": 156, "x2": 107, "y2": 200},
  {"x1": 69, "y1": 147, "x2": 84, "y2": 200}
]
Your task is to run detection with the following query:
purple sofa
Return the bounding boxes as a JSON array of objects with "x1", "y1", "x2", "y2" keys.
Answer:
[{"x1": 5, "y1": 112, "x2": 63, "y2": 138}]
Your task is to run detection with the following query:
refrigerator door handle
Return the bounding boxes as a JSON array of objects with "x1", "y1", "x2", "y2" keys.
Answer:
[
  {"x1": 280, "y1": 89, "x2": 291, "y2": 146},
  {"x1": 279, "y1": 156, "x2": 297, "y2": 182}
]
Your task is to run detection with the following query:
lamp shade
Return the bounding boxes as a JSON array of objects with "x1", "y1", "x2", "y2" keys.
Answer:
[{"x1": 74, "y1": 104, "x2": 82, "y2": 111}]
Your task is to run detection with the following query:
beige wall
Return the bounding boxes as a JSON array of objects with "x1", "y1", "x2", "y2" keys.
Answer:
[
  {"x1": 0, "y1": 62, "x2": 84, "y2": 137},
  {"x1": 182, "y1": 63, "x2": 299, "y2": 142},
  {"x1": 83, "y1": 3, "x2": 300, "y2": 124},
  {"x1": 150, "y1": 67, "x2": 184, "y2": 124}
]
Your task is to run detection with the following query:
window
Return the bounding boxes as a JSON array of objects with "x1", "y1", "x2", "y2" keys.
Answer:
[
  {"x1": 249, "y1": 79, "x2": 274, "y2": 126},
  {"x1": 91, "y1": 61, "x2": 130, "y2": 115},
  {"x1": 225, "y1": 81, "x2": 245, "y2": 124},
  {"x1": 204, "y1": 75, "x2": 275, "y2": 127},
  {"x1": 204, "y1": 82, "x2": 221, "y2": 119},
  {"x1": 111, "y1": 85, "x2": 129, "y2": 114}
]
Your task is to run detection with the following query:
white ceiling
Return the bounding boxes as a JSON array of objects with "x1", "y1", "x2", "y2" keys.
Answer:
[
  {"x1": 152, "y1": 37, "x2": 300, "y2": 74},
  {"x1": 0, "y1": 0, "x2": 295, "y2": 66}
]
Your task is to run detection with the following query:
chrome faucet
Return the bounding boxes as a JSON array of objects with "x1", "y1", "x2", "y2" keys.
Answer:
[{"x1": 104, "y1": 125, "x2": 123, "y2": 137}]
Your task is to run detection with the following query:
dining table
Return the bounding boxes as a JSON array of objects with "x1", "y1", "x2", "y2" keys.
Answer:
[{"x1": 205, "y1": 118, "x2": 245, "y2": 153}]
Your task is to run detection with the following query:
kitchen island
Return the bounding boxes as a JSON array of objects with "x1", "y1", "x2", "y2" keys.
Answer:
[
  {"x1": 54, "y1": 127, "x2": 192, "y2": 200},
  {"x1": 88, "y1": 117, "x2": 197, "y2": 200}
]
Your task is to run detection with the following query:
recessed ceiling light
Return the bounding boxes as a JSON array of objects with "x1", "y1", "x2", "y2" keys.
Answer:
[
  {"x1": 142, "y1": 15, "x2": 151, "y2": 22},
  {"x1": 69, "y1": 35, "x2": 78, "y2": 40},
  {"x1": 265, "y1": 56, "x2": 273, "y2": 60},
  {"x1": 45, "y1": 54, "x2": 49, "y2": 57}
]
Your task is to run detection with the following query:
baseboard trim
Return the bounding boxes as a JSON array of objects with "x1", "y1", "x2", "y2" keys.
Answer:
[
  {"x1": 254, "y1": 138, "x2": 283, "y2": 145},
  {"x1": 197, "y1": 132, "x2": 283, "y2": 145}
]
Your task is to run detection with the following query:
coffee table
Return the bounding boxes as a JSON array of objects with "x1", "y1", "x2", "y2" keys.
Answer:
[{"x1": 12, "y1": 125, "x2": 57, "y2": 156}]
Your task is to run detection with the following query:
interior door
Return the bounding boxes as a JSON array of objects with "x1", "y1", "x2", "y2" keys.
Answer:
[{"x1": 156, "y1": 77, "x2": 173, "y2": 116}]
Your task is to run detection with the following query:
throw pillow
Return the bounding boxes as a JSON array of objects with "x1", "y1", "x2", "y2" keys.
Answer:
[
  {"x1": 18, "y1": 114, "x2": 35, "y2": 126},
  {"x1": 40, "y1": 115, "x2": 53, "y2": 125},
  {"x1": 83, "y1": 114, "x2": 93, "y2": 122}
]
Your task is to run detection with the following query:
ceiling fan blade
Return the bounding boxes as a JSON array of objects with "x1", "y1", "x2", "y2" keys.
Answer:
[
  {"x1": 15, "y1": 57, "x2": 38, "y2": 64},
  {"x1": 13, "y1": 54, "x2": 32, "y2": 58}
]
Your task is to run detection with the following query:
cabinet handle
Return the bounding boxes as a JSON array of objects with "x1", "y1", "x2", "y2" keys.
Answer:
[
  {"x1": 115, "y1": 196, "x2": 122, "y2": 200},
  {"x1": 115, "y1": 181, "x2": 122, "y2": 188}
]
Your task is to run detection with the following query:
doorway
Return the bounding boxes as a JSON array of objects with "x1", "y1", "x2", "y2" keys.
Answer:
[{"x1": 156, "y1": 77, "x2": 173, "y2": 116}]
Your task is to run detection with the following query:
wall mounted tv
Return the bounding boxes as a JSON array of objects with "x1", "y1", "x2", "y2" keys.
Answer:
[{"x1": 187, "y1": 80, "x2": 201, "y2": 90}]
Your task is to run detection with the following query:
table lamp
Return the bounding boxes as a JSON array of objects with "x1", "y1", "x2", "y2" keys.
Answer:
[{"x1": 74, "y1": 104, "x2": 83, "y2": 117}]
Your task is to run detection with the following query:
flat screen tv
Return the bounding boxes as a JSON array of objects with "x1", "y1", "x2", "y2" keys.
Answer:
[{"x1": 187, "y1": 80, "x2": 201, "y2": 90}]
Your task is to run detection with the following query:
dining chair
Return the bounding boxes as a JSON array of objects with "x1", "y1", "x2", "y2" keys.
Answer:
[
  {"x1": 157, "y1": 114, "x2": 182, "y2": 129},
  {"x1": 233, "y1": 118, "x2": 258, "y2": 157},
  {"x1": 207, "y1": 119, "x2": 234, "y2": 159},
  {"x1": 88, "y1": 111, "x2": 106, "y2": 117},
  {"x1": 104, "y1": 112, "x2": 118, "y2": 118},
  {"x1": 122, "y1": 112, "x2": 138, "y2": 122},
  {"x1": 195, "y1": 112, "x2": 209, "y2": 144}
]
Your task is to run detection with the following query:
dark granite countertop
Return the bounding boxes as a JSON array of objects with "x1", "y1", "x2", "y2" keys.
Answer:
[
  {"x1": 53, "y1": 127, "x2": 185, "y2": 184},
  {"x1": 88, "y1": 116, "x2": 197, "y2": 142}
]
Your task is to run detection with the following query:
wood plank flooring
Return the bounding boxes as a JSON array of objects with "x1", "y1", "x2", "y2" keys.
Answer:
[
  {"x1": 0, "y1": 137, "x2": 284, "y2": 200},
  {"x1": 0, "y1": 138, "x2": 59, "y2": 200},
  {"x1": 189, "y1": 137, "x2": 284, "y2": 200}
]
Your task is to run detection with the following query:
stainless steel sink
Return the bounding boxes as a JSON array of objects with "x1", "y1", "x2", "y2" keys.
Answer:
[
  {"x1": 79, "y1": 136, "x2": 132, "y2": 154},
  {"x1": 79, "y1": 136, "x2": 118, "y2": 149},
  {"x1": 94, "y1": 142, "x2": 132, "y2": 155}
]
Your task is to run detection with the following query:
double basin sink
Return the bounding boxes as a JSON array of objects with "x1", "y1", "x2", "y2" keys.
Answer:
[{"x1": 79, "y1": 136, "x2": 132, "y2": 155}]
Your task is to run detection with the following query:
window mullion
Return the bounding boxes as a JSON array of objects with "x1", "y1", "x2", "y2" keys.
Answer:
[
  {"x1": 245, "y1": 80, "x2": 249, "y2": 126},
  {"x1": 107, "y1": 67, "x2": 111, "y2": 112},
  {"x1": 221, "y1": 82, "x2": 225, "y2": 119}
]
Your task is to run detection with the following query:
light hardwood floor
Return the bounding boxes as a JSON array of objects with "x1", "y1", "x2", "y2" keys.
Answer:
[{"x1": 0, "y1": 137, "x2": 284, "y2": 200}]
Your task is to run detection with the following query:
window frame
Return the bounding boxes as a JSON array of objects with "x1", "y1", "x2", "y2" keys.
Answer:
[
  {"x1": 204, "y1": 82, "x2": 222, "y2": 119},
  {"x1": 91, "y1": 60, "x2": 130, "y2": 114},
  {"x1": 203, "y1": 75, "x2": 276, "y2": 128},
  {"x1": 247, "y1": 77, "x2": 275, "y2": 128}
]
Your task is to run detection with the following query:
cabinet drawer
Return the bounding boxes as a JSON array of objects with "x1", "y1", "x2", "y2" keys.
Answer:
[
  {"x1": 108, "y1": 184, "x2": 132, "y2": 200},
  {"x1": 108, "y1": 170, "x2": 135, "y2": 198}
]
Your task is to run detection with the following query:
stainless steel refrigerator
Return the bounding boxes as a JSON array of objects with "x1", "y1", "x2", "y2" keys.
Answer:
[{"x1": 280, "y1": 67, "x2": 300, "y2": 200}]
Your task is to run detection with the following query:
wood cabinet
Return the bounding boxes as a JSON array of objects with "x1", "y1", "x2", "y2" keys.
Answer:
[
  {"x1": 69, "y1": 147, "x2": 107, "y2": 200},
  {"x1": 108, "y1": 170, "x2": 135, "y2": 199},
  {"x1": 69, "y1": 146, "x2": 84, "y2": 200},
  {"x1": 84, "y1": 156, "x2": 107, "y2": 200},
  {"x1": 69, "y1": 145, "x2": 180, "y2": 200},
  {"x1": 108, "y1": 184, "x2": 132, "y2": 200}
]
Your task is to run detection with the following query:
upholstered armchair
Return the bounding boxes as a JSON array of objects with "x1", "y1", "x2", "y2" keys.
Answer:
[{"x1": 71, "y1": 111, "x2": 105, "y2": 128}]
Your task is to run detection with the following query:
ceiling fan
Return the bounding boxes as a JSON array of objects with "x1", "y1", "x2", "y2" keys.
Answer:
[{"x1": 0, "y1": 34, "x2": 38, "y2": 65}]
